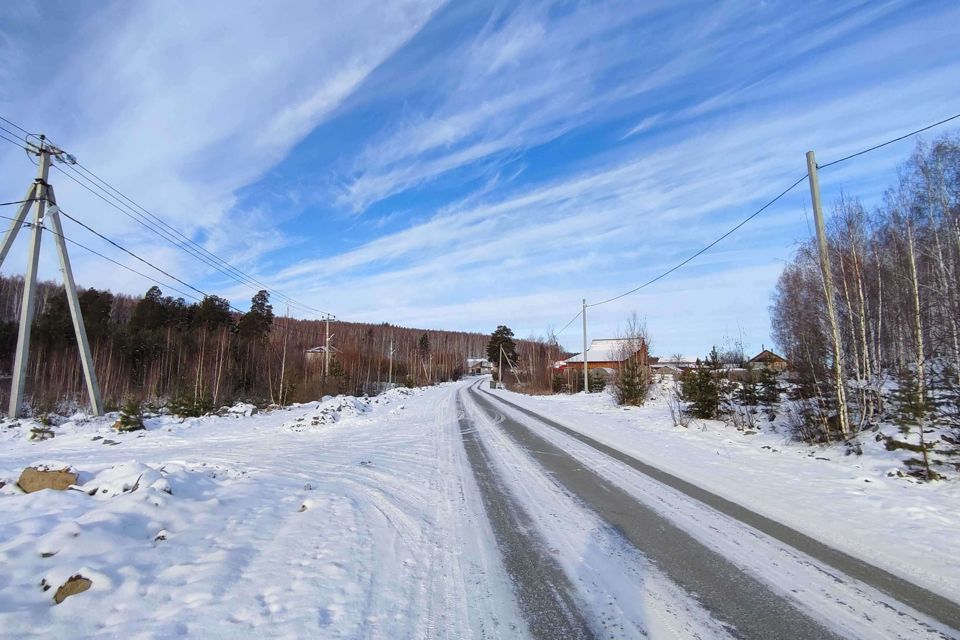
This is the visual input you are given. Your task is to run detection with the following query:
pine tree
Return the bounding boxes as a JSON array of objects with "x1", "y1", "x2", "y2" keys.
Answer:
[
  {"x1": 889, "y1": 370, "x2": 938, "y2": 480},
  {"x1": 238, "y1": 290, "x2": 273, "y2": 340},
  {"x1": 486, "y1": 325, "x2": 518, "y2": 364},
  {"x1": 615, "y1": 357, "x2": 647, "y2": 405},
  {"x1": 681, "y1": 363, "x2": 720, "y2": 419}
]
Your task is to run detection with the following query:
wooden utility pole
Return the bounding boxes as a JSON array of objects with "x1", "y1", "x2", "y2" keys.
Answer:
[
  {"x1": 582, "y1": 298, "x2": 589, "y2": 393},
  {"x1": 0, "y1": 136, "x2": 103, "y2": 417},
  {"x1": 806, "y1": 151, "x2": 849, "y2": 437}
]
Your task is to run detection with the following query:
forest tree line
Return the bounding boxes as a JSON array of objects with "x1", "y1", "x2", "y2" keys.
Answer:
[
  {"x1": 0, "y1": 276, "x2": 505, "y2": 414},
  {"x1": 771, "y1": 134, "x2": 960, "y2": 476}
]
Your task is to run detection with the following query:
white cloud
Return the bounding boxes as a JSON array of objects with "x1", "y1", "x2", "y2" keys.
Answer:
[{"x1": 0, "y1": 0, "x2": 443, "y2": 300}]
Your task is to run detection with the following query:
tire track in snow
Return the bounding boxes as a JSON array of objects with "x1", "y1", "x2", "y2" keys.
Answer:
[
  {"x1": 468, "y1": 382, "x2": 839, "y2": 640},
  {"x1": 479, "y1": 385, "x2": 960, "y2": 636},
  {"x1": 455, "y1": 392, "x2": 595, "y2": 640}
]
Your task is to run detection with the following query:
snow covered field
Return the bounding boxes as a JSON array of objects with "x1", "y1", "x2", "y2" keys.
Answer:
[
  {"x1": 489, "y1": 381, "x2": 960, "y2": 602},
  {"x1": 0, "y1": 385, "x2": 523, "y2": 638}
]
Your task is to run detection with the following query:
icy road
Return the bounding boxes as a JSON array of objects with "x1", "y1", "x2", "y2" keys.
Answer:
[{"x1": 1, "y1": 378, "x2": 958, "y2": 639}]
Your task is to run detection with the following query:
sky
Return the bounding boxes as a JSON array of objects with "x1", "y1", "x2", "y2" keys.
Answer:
[{"x1": 1, "y1": 0, "x2": 959, "y2": 357}]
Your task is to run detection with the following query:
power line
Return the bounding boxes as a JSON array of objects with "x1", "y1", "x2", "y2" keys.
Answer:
[
  {"x1": 588, "y1": 173, "x2": 809, "y2": 308},
  {"x1": 0, "y1": 210, "x2": 201, "y2": 302},
  {"x1": 57, "y1": 207, "x2": 211, "y2": 300},
  {"x1": 0, "y1": 130, "x2": 26, "y2": 150},
  {"x1": 0, "y1": 198, "x2": 36, "y2": 207},
  {"x1": 51, "y1": 165, "x2": 275, "y2": 296},
  {"x1": 59, "y1": 162, "x2": 332, "y2": 317},
  {"x1": 555, "y1": 309, "x2": 582, "y2": 335},
  {"x1": 0, "y1": 209, "x2": 328, "y2": 343},
  {"x1": 0, "y1": 113, "x2": 334, "y2": 318},
  {"x1": 0, "y1": 115, "x2": 31, "y2": 136},
  {"x1": 581, "y1": 111, "x2": 960, "y2": 312},
  {"x1": 818, "y1": 111, "x2": 960, "y2": 170}
]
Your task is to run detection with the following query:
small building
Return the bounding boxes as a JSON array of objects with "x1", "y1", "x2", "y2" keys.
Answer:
[
  {"x1": 563, "y1": 338, "x2": 649, "y2": 382},
  {"x1": 747, "y1": 349, "x2": 789, "y2": 371},
  {"x1": 305, "y1": 345, "x2": 336, "y2": 364},
  {"x1": 466, "y1": 357, "x2": 493, "y2": 376},
  {"x1": 649, "y1": 355, "x2": 699, "y2": 377}
]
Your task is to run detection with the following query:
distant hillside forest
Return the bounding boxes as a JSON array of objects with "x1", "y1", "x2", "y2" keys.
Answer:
[
  {"x1": 772, "y1": 134, "x2": 960, "y2": 449},
  {"x1": 0, "y1": 277, "x2": 529, "y2": 414}
]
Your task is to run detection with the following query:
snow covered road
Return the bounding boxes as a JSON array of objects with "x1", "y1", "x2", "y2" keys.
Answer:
[{"x1": 460, "y1": 380, "x2": 960, "y2": 639}]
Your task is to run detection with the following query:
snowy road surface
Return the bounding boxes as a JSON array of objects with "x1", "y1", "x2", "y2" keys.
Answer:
[
  {"x1": 1, "y1": 378, "x2": 958, "y2": 638},
  {"x1": 471, "y1": 383, "x2": 960, "y2": 633}
]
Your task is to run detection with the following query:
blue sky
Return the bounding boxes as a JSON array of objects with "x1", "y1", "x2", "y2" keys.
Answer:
[{"x1": 1, "y1": 0, "x2": 959, "y2": 356}]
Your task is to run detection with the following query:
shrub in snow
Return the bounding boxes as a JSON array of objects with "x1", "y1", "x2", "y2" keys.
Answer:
[
  {"x1": 114, "y1": 398, "x2": 145, "y2": 432},
  {"x1": 889, "y1": 373, "x2": 941, "y2": 481},
  {"x1": 167, "y1": 394, "x2": 213, "y2": 418},
  {"x1": 588, "y1": 371, "x2": 607, "y2": 393},
  {"x1": 614, "y1": 358, "x2": 648, "y2": 406}
]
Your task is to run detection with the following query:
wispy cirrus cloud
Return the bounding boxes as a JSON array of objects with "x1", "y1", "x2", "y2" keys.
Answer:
[
  {"x1": 2, "y1": 0, "x2": 958, "y2": 355},
  {"x1": 0, "y1": 0, "x2": 443, "y2": 300}
]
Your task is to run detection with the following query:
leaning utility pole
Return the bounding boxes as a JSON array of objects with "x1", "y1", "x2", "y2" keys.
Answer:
[
  {"x1": 806, "y1": 150, "x2": 849, "y2": 437},
  {"x1": 0, "y1": 135, "x2": 103, "y2": 418},
  {"x1": 582, "y1": 298, "x2": 589, "y2": 393}
]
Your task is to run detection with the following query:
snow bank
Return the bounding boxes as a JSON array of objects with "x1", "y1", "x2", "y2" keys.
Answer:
[{"x1": 283, "y1": 395, "x2": 373, "y2": 430}]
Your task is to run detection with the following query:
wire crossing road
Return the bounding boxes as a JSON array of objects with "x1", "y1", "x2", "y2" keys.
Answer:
[{"x1": 459, "y1": 380, "x2": 959, "y2": 639}]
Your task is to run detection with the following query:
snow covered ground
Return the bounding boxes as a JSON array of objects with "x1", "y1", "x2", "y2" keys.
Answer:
[
  {"x1": 488, "y1": 380, "x2": 960, "y2": 603},
  {"x1": 2, "y1": 377, "x2": 958, "y2": 638},
  {"x1": 0, "y1": 385, "x2": 523, "y2": 638}
]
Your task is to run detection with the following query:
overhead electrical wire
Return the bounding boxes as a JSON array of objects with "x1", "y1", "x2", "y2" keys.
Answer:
[
  {"x1": 549, "y1": 111, "x2": 960, "y2": 346},
  {"x1": 0, "y1": 208, "x2": 329, "y2": 342},
  {"x1": 55, "y1": 162, "x2": 333, "y2": 318},
  {"x1": 0, "y1": 114, "x2": 334, "y2": 319},
  {"x1": 580, "y1": 111, "x2": 960, "y2": 313},
  {"x1": 554, "y1": 309, "x2": 582, "y2": 336},
  {"x1": 818, "y1": 111, "x2": 960, "y2": 170},
  {"x1": 0, "y1": 210, "x2": 201, "y2": 302},
  {"x1": 50, "y1": 165, "x2": 304, "y2": 305},
  {"x1": 587, "y1": 173, "x2": 809, "y2": 308}
]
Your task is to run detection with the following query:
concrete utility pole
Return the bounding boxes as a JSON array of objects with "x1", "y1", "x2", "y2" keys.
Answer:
[
  {"x1": 582, "y1": 298, "x2": 589, "y2": 393},
  {"x1": 498, "y1": 345, "x2": 503, "y2": 389},
  {"x1": 387, "y1": 337, "x2": 394, "y2": 386},
  {"x1": 806, "y1": 150, "x2": 850, "y2": 437},
  {"x1": 323, "y1": 314, "x2": 334, "y2": 379},
  {"x1": 0, "y1": 136, "x2": 103, "y2": 418}
]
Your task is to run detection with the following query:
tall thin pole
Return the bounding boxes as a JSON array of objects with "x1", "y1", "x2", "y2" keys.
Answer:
[
  {"x1": 0, "y1": 183, "x2": 37, "y2": 267},
  {"x1": 498, "y1": 344, "x2": 503, "y2": 388},
  {"x1": 324, "y1": 315, "x2": 331, "y2": 379},
  {"x1": 46, "y1": 195, "x2": 104, "y2": 415},
  {"x1": 806, "y1": 151, "x2": 849, "y2": 437},
  {"x1": 388, "y1": 337, "x2": 394, "y2": 386},
  {"x1": 582, "y1": 298, "x2": 589, "y2": 393},
  {"x1": 9, "y1": 139, "x2": 51, "y2": 418}
]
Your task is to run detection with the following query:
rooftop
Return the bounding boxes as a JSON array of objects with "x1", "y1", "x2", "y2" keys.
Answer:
[{"x1": 564, "y1": 338, "x2": 644, "y2": 364}]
